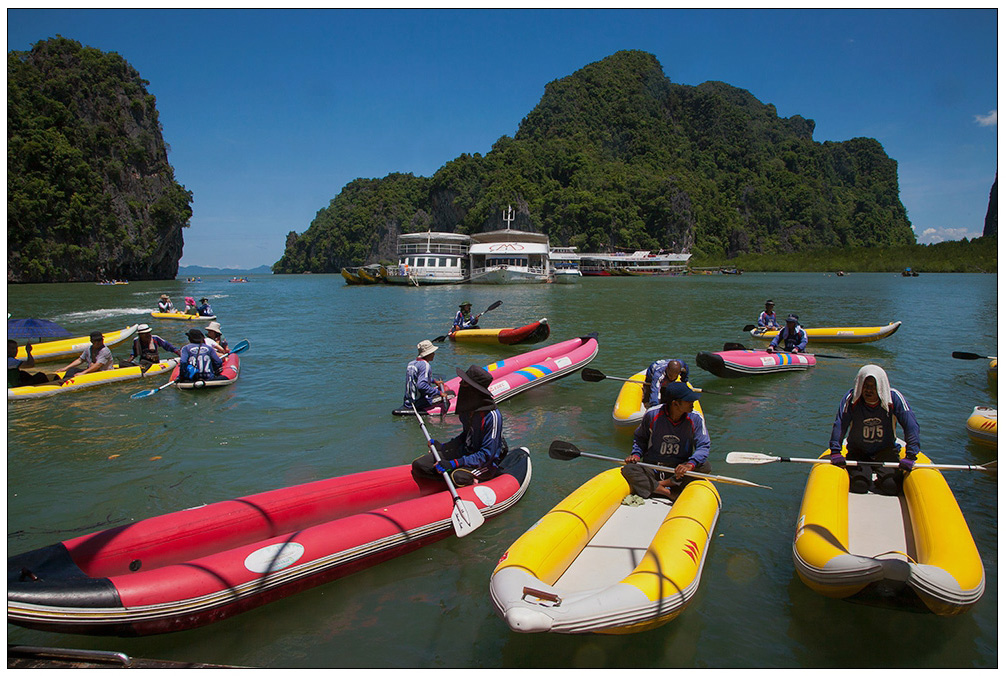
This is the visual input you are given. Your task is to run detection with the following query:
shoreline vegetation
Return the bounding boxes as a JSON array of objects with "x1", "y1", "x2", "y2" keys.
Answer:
[{"x1": 690, "y1": 237, "x2": 996, "y2": 273}]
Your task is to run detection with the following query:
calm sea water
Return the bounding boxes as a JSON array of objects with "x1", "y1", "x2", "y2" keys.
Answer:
[{"x1": 6, "y1": 272, "x2": 998, "y2": 668}]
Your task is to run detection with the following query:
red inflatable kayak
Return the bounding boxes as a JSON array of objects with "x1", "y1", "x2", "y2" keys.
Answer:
[
  {"x1": 169, "y1": 352, "x2": 240, "y2": 389},
  {"x1": 449, "y1": 319, "x2": 550, "y2": 345},
  {"x1": 8, "y1": 448, "x2": 532, "y2": 636}
]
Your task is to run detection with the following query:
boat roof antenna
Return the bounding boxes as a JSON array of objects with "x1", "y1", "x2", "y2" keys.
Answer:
[{"x1": 503, "y1": 204, "x2": 515, "y2": 231}]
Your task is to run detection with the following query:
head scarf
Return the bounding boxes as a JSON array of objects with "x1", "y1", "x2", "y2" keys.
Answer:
[{"x1": 852, "y1": 364, "x2": 892, "y2": 412}]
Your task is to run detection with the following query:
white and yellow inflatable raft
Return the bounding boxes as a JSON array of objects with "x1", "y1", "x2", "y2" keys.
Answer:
[
  {"x1": 793, "y1": 449, "x2": 984, "y2": 616},
  {"x1": 490, "y1": 467, "x2": 720, "y2": 634},
  {"x1": 752, "y1": 321, "x2": 901, "y2": 343},
  {"x1": 612, "y1": 370, "x2": 697, "y2": 426},
  {"x1": 13, "y1": 325, "x2": 138, "y2": 363},
  {"x1": 7, "y1": 358, "x2": 179, "y2": 400},
  {"x1": 965, "y1": 406, "x2": 997, "y2": 447}
]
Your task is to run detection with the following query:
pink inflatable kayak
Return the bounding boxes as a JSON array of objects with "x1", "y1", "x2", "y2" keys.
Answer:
[
  {"x1": 695, "y1": 347, "x2": 816, "y2": 378},
  {"x1": 395, "y1": 334, "x2": 599, "y2": 415}
]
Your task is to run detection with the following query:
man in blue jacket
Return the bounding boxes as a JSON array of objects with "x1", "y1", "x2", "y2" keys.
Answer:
[
  {"x1": 623, "y1": 382, "x2": 711, "y2": 499},
  {"x1": 403, "y1": 340, "x2": 447, "y2": 412},
  {"x1": 642, "y1": 358, "x2": 690, "y2": 408},
  {"x1": 178, "y1": 329, "x2": 223, "y2": 381},
  {"x1": 766, "y1": 314, "x2": 809, "y2": 353},
  {"x1": 412, "y1": 365, "x2": 507, "y2": 486},
  {"x1": 828, "y1": 364, "x2": 920, "y2": 495}
]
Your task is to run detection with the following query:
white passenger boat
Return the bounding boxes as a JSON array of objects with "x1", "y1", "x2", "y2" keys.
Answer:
[
  {"x1": 468, "y1": 229, "x2": 551, "y2": 284},
  {"x1": 385, "y1": 231, "x2": 471, "y2": 286}
]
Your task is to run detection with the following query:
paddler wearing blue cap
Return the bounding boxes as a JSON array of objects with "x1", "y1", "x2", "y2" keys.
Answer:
[{"x1": 766, "y1": 314, "x2": 809, "y2": 353}]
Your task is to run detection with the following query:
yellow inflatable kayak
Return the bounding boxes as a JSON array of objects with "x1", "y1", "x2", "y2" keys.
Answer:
[
  {"x1": 490, "y1": 467, "x2": 720, "y2": 634},
  {"x1": 793, "y1": 449, "x2": 984, "y2": 615},
  {"x1": 751, "y1": 321, "x2": 901, "y2": 343},
  {"x1": 150, "y1": 312, "x2": 215, "y2": 321},
  {"x1": 13, "y1": 325, "x2": 138, "y2": 364},
  {"x1": 612, "y1": 371, "x2": 698, "y2": 426},
  {"x1": 988, "y1": 359, "x2": 997, "y2": 383},
  {"x1": 7, "y1": 359, "x2": 179, "y2": 400},
  {"x1": 965, "y1": 406, "x2": 997, "y2": 447}
]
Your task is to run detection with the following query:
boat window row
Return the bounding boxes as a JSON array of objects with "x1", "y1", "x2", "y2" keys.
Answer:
[
  {"x1": 398, "y1": 256, "x2": 465, "y2": 268},
  {"x1": 398, "y1": 243, "x2": 469, "y2": 256}
]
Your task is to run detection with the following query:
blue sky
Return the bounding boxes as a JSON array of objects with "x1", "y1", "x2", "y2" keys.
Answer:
[{"x1": 7, "y1": 9, "x2": 999, "y2": 269}]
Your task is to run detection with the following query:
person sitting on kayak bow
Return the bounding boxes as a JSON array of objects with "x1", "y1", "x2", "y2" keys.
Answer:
[
  {"x1": 178, "y1": 329, "x2": 224, "y2": 381},
  {"x1": 641, "y1": 358, "x2": 690, "y2": 408},
  {"x1": 828, "y1": 364, "x2": 920, "y2": 496},
  {"x1": 766, "y1": 314, "x2": 808, "y2": 353},
  {"x1": 757, "y1": 299, "x2": 780, "y2": 329},
  {"x1": 197, "y1": 297, "x2": 214, "y2": 317},
  {"x1": 623, "y1": 382, "x2": 711, "y2": 499},
  {"x1": 452, "y1": 302, "x2": 479, "y2": 333},
  {"x1": 412, "y1": 365, "x2": 507, "y2": 486},
  {"x1": 403, "y1": 340, "x2": 449, "y2": 412}
]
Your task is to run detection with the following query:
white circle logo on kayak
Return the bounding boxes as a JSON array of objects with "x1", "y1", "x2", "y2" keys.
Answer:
[
  {"x1": 244, "y1": 542, "x2": 305, "y2": 574},
  {"x1": 474, "y1": 485, "x2": 497, "y2": 506}
]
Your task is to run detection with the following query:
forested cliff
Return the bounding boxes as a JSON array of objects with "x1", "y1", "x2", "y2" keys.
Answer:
[
  {"x1": 275, "y1": 50, "x2": 915, "y2": 273},
  {"x1": 8, "y1": 37, "x2": 192, "y2": 283}
]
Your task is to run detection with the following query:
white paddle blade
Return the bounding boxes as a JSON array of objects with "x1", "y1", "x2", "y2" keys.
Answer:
[
  {"x1": 725, "y1": 452, "x2": 781, "y2": 465},
  {"x1": 450, "y1": 498, "x2": 485, "y2": 537}
]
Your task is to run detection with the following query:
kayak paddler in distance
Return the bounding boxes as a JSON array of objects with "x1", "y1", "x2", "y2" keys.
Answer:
[
  {"x1": 157, "y1": 294, "x2": 174, "y2": 313},
  {"x1": 757, "y1": 299, "x2": 780, "y2": 329},
  {"x1": 765, "y1": 314, "x2": 809, "y2": 353},
  {"x1": 452, "y1": 301, "x2": 479, "y2": 333}
]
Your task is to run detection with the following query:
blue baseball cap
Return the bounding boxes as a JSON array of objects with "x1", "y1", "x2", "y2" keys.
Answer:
[
  {"x1": 786, "y1": 314, "x2": 799, "y2": 323},
  {"x1": 660, "y1": 382, "x2": 700, "y2": 403}
]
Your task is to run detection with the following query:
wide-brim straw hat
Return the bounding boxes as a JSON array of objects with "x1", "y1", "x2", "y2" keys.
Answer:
[{"x1": 417, "y1": 340, "x2": 438, "y2": 358}]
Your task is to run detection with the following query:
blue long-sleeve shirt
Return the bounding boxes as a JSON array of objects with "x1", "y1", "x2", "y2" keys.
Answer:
[
  {"x1": 643, "y1": 358, "x2": 690, "y2": 406},
  {"x1": 632, "y1": 406, "x2": 711, "y2": 468},
  {"x1": 829, "y1": 387, "x2": 921, "y2": 460},
  {"x1": 768, "y1": 324, "x2": 808, "y2": 352},
  {"x1": 757, "y1": 311, "x2": 779, "y2": 328},
  {"x1": 404, "y1": 358, "x2": 441, "y2": 408},
  {"x1": 444, "y1": 408, "x2": 506, "y2": 469}
]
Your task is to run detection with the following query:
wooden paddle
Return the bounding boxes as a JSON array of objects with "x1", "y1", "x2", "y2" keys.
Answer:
[
  {"x1": 432, "y1": 300, "x2": 503, "y2": 342},
  {"x1": 580, "y1": 367, "x2": 739, "y2": 397},
  {"x1": 725, "y1": 451, "x2": 997, "y2": 475},
  {"x1": 952, "y1": 351, "x2": 997, "y2": 361},
  {"x1": 411, "y1": 404, "x2": 485, "y2": 536},
  {"x1": 130, "y1": 340, "x2": 249, "y2": 399},
  {"x1": 548, "y1": 440, "x2": 771, "y2": 489}
]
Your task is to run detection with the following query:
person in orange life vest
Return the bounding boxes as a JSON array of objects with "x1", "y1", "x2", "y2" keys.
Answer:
[{"x1": 622, "y1": 381, "x2": 711, "y2": 499}]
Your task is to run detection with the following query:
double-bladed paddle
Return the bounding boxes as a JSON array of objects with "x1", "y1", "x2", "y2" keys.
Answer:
[
  {"x1": 952, "y1": 351, "x2": 997, "y2": 361},
  {"x1": 130, "y1": 340, "x2": 249, "y2": 399},
  {"x1": 548, "y1": 440, "x2": 771, "y2": 489},
  {"x1": 411, "y1": 404, "x2": 485, "y2": 536},
  {"x1": 432, "y1": 300, "x2": 503, "y2": 342},
  {"x1": 580, "y1": 367, "x2": 739, "y2": 397},
  {"x1": 725, "y1": 451, "x2": 997, "y2": 475}
]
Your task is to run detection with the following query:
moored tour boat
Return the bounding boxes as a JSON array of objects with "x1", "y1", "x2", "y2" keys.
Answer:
[
  {"x1": 793, "y1": 449, "x2": 984, "y2": 616},
  {"x1": 449, "y1": 319, "x2": 550, "y2": 346},
  {"x1": 13, "y1": 325, "x2": 138, "y2": 364},
  {"x1": 490, "y1": 466, "x2": 720, "y2": 634},
  {"x1": 169, "y1": 352, "x2": 240, "y2": 390},
  {"x1": 751, "y1": 321, "x2": 901, "y2": 344},
  {"x1": 393, "y1": 335, "x2": 598, "y2": 416},
  {"x1": 7, "y1": 448, "x2": 532, "y2": 636},
  {"x1": 7, "y1": 359, "x2": 178, "y2": 400},
  {"x1": 965, "y1": 406, "x2": 997, "y2": 447},
  {"x1": 149, "y1": 312, "x2": 216, "y2": 322},
  {"x1": 696, "y1": 347, "x2": 816, "y2": 378}
]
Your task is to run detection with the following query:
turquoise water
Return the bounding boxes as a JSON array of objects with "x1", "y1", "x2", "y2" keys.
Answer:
[{"x1": 6, "y1": 272, "x2": 998, "y2": 668}]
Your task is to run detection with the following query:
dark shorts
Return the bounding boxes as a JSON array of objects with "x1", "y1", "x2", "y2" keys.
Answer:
[
  {"x1": 846, "y1": 447, "x2": 902, "y2": 495},
  {"x1": 621, "y1": 459, "x2": 712, "y2": 498}
]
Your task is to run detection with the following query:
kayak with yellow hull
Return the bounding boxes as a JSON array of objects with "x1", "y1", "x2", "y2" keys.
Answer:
[
  {"x1": 14, "y1": 326, "x2": 138, "y2": 364},
  {"x1": 149, "y1": 312, "x2": 216, "y2": 321},
  {"x1": 612, "y1": 371, "x2": 699, "y2": 427},
  {"x1": 490, "y1": 467, "x2": 720, "y2": 634},
  {"x1": 965, "y1": 406, "x2": 997, "y2": 447},
  {"x1": 793, "y1": 449, "x2": 984, "y2": 615},
  {"x1": 449, "y1": 319, "x2": 550, "y2": 346},
  {"x1": 751, "y1": 321, "x2": 901, "y2": 343},
  {"x1": 7, "y1": 359, "x2": 179, "y2": 400}
]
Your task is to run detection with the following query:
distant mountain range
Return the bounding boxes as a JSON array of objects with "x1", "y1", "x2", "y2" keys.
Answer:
[{"x1": 177, "y1": 265, "x2": 272, "y2": 276}]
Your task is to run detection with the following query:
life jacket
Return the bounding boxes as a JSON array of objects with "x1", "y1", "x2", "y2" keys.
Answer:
[
  {"x1": 134, "y1": 337, "x2": 161, "y2": 363},
  {"x1": 845, "y1": 400, "x2": 898, "y2": 456}
]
